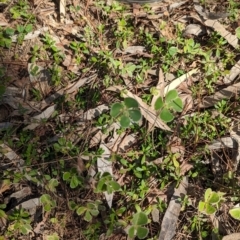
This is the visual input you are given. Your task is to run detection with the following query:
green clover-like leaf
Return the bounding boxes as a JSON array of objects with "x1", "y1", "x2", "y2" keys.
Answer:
[
  {"x1": 120, "y1": 115, "x2": 130, "y2": 128},
  {"x1": 129, "y1": 109, "x2": 141, "y2": 122},
  {"x1": 229, "y1": 207, "x2": 240, "y2": 220},
  {"x1": 132, "y1": 212, "x2": 148, "y2": 226},
  {"x1": 198, "y1": 201, "x2": 206, "y2": 212},
  {"x1": 124, "y1": 97, "x2": 139, "y2": 108},
  {"x1": 160, "y1": 108, "x2": 174, "y2": 122},
  {"x1": 84, "y1": 211, "x2": 92, "y2": 222},
  {"x1": 204, "y1": 188, "x2": 212, "y2": 202},
  {"x1": 205, "y1": 203, "x2": 216, "y2": 215},
  {"x1": 76, "y1": 206, "x2": 86, "y2": 216},
  {"x1": 165, "y1": 90, "x2": 178, "y2": 103},
  {"x1": 110, "y1": 102, "x2": 124, "y2": 118},
  {"x1": 128, "y1": 226, "x2": 135, "y2": 238},
  {"x1": 154, "y1": 97, "x2": 164, "y2": 110},
  {"x1": 168, "y1": 98, "x2": 183, "y2": 112},
  {"x1": 136, "y1": 226, "x2": 149, "y2": 239},
  {"x1": 168, "y1": 46, "x2": 178, "y2": 57},
  {"x1": 207, "y1": 192, "x2": 220, "y2": 205}
]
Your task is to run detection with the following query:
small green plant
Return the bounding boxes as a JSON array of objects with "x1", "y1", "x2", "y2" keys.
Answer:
[
  {"x1": 9, "y1": 0, "x2": 33, "y2": 19},
  {"x1": 30, "y1": 45, "x2": 41, "y2": 62},
  {"x1": 40, "y1": 194, "x2": 57, "y2": 212},
  {"x1": 110, "y1": 97, "x2": 142, "y2": 128},
  {"x1": 95, "y1": 172, "x2": 121, "y2": 194},
  {"x1": 63, "y1": 168, "x2": 83, "y2": 189},
  {"x1": 0, "y1": 27, "x2": 14, "y2": 48},
  {"x1": 69, "y1": 200, "x2": 103, "y2": 222},
  {"x1": 8, "y1": 208, "x2": 32, "y2": 235},
  {"x1": 127, "y1": 212, "x2": 149, "y2": 239},
  {"x1": 42, "y1": 34, "x2": 64, "y2": 64},
  {"x1": 154, "y1": 89, "x2": 183, "y2": 122},
  {"x1": 16, "y1": 24, "x2": 32, "y2": 44},
  {"x1": 198, "y1": 188, "x2": 225, "y2": 215}
]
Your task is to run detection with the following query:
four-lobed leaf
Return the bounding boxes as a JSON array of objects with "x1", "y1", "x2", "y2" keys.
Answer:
[{"x1": 110, "y1": 97, "x2": 142, "y2": 128}]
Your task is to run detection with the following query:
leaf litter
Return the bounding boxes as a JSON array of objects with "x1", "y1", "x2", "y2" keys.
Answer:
[{"x1": 1, "y1": 0, "x2": 240, "y2": 239}]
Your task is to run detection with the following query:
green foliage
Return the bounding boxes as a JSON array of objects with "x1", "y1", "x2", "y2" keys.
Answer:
[
  {"x1": 8, "y1": 208, "x2": 32, "y2": 235},
  {"x1": 154, "y1": 90, "x2": 183, "y2": 122},
  {"x1": 72, "y1": 201, "x2": 102, "y2": 222},
  {"x1": 128, "y1": 212, "x2": 149, "y2": 239},
  {"x1": 0, "y1": 27, "x2": 14, "y2": 48},
  {"x1": 40, "y1": 194, "x2": 57, "y2": 212},
  {"x1": 16, "y1": 24, "x2": 33, "y2": 44},
  {"x1": 63, "y1": 168, "x2": 83, "y2": 189},
  {"x1": 110, "y1": 97, "x2": 142, "y2": 128},
  {"x1": 198, "y1": 188, "x2": 225, "y2": 215},
  {"x1": 9, "y1": 0, "x2": 33, "y2": 19},
  {"x1": 95, "y1": 172, "x2": 121, "y2": 194},
  {"x1": 229, "y1": 207, "x2": 240, "y2": 220},
  {"x1": 53, "y1": 137, "x2": 75, "y2": 155},
  {"x1": 42, "y1": 34, "x2": 65, "y2": 65}
]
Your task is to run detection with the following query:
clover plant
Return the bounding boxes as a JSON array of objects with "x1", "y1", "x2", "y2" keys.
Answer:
[
  {"x1": 154, "y1": 89, "x2": 183, "y2": 122},
  {"x1": 128, "y1": 212, "x2": 149, "y2": 239},
  {"x1": 110, "y1": 97, "x2": 142, "y2": 128},
  {"x1": 198, "y1": 188, "x2": 225, "y2": 215}
]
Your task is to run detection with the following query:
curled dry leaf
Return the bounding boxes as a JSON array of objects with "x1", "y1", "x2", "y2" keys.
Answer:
[
  {"x1": 164, "y1": 69, "x2": 199, "y2": 95},
  {"x1": 180, "y1": 161, "x2": 193, "y2": 176},
  {"x1": 11, "y1": 27, "x2": 49, "y2": 42},
  {"x1": 97, "y1": 144, "x2": 113, "y2": 208},
  {"x1": 159, "y1": 177, "x2": 188, "y2": 240},
  {"x1": 180, "y1": 94, "x2": 194, "y2": 114},
  {"x1": 200, "y1": 82, "x2": 240, "y2": 108},
  {"x1": 0, "y1": 143, "x2": 24, "y2": 168},
  {"x1": 122, "y1": 46, "x2": 145, "y2": 54},
  {"x1": 204, "y1": 19, "x2": 239, "y2": 49},
  {"x1": 208, "y1": 137, "x2": 234, "y2": 150},
  {"x1": 24, "y1": 105, "x2": 56, "y2": 130},
  {"x1": 183, "y1": 24, "x2": 206, "y2": 37}
]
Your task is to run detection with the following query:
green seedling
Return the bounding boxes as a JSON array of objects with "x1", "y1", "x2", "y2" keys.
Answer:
[
  {"x1": 16, "y1": 24, "x2": 32, "y2": 44},
  {"x1": 95, "y1": 172, "x2": 121, "y2": 194},
  {"x1": 9, "y1": 0, "x2": 33, "y2": 20},
  {"x1": 198, "y1": 188, "x2": 225, "y2": 215},
  {"x1": 0, "y1": 27, "x2": 14, "y2": 48},
  {"x1": 63, "y1": 168, "x2": 83, "y2": 189},
  {"x1": 69, "y1": 200, "x2": 101, "y2": 222},
  {"x1": 110, "y1": 97, "x2": 142, "y2": 128},
  {"x1": 154, "y1": 89, "x2": 183, "y2": 122},
  {"x1": 8, "y1": 208, "x2": 32, "y2": 235},
  {"x1": 128, "y1": 212, "x2": 149, "y2": 239},
  {"x1": 40, "y1": 194, "x2": 57, "y2": 212}
]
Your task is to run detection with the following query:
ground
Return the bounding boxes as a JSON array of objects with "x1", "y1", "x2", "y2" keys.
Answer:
[{"x1": 0, "y1": 0, "x2": 240, "y2": 239}]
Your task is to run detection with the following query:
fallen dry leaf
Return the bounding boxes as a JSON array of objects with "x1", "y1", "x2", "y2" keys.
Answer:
[
  {"x1": 158, "y1": 177, "x2": 188, "y2": 240},
  {"x1": 97, "y1": 143, "x2": 113, "y2": 208},
  {"x1": 223, "y1": 60, "x2": 240, "y2": 84},
  {"x1": 164, "y1": 69, "x2": 199, "y2": 95},
  {"x1": 200, "y1": 82, "x2": 240, "y2": 108}
]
